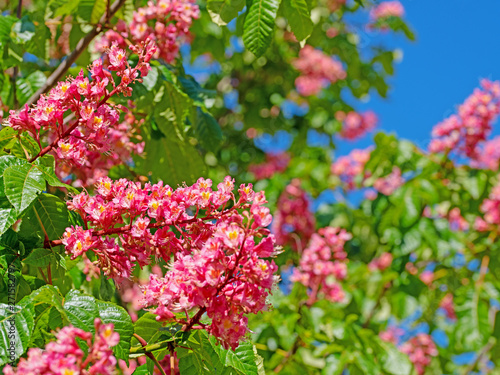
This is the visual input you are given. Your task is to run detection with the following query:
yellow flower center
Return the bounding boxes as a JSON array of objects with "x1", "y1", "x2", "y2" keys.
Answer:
[
  {"x1": 60, "y1": 143, "x2": 71, "y2": 153},
  {"x1": 228, "y1": 230, "x2": 238, "y2": 240}
]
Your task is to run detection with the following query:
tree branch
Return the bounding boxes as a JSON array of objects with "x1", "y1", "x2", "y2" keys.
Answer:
[{"x1": 25, "y1": 0, "x2": 127, "y2": 106}]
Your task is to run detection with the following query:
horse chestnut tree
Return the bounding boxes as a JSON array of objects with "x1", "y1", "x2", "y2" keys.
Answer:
[{"x1": 0, "y1": 0, "x2": 498, "y2": 374}]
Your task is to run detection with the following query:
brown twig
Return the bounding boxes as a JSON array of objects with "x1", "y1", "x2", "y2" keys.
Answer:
[{"x1": 25, "y1": 0, "x2": 127, "y2": 106}]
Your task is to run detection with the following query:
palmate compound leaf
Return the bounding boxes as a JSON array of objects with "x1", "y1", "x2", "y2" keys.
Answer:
[{"x1": 243, "y1": 0, "x2": 282, "y2": 56}]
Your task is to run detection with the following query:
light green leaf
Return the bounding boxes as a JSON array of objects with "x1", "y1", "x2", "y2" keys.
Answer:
[
  {"x1": 207, "y1": 0, "x2": 245, "y2": 26},
  {"x1": 243, "y1": 0, "x2": 282, "y2": 56},
  {"x1": 4, "y1": 163, "x2": 46, "y2": 214},
  {"x1": 16, "y1": 71, "x2": 47, "y2": 106},
  {"x1": 282, "y1": 0, "x2": 313, "y2": 41}
]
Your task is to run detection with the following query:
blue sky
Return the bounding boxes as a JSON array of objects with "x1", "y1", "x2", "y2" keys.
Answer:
[{"x1": 337, "y1": 0, "x2": 500, "y2": 155}]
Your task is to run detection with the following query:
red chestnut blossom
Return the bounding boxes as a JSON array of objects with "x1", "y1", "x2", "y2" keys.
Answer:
[
  {"x1": 4, "y1": 319, "x2": 119, "y2": 375},
  {"x1": 331, "y1": 148, "x2": 372, "y2": 190},
  {"x1": 471, "y1": 135, "x2": 500, "y2": 170},
  {"x1": 447, "y1": 207, "x2": 469, "y2": 231},
  {"x1": 6, "y1": 41, "x2": 155, "y2": 185},
  {"x1": 419, "y1": 270, "x2": 434, "y2": 285},
  {"x1": 96, "y1": 0, "x2": 199, "y2": 63},
  {"x1": 337, "y1": 110, "x2": 378, "y2": 140},
  {"x1": 368, "y1": 252, "x2": 393, "y2": 271},
  {"x1": 373, "y1": 166, "x2": 404, "y2": 195},
  {"x1": 429, "y1": 79, "x2": 500, "y2": 158},
  {"x1": 61, "y1": 176, "x2": 279, "y2": 350},
  {"x1": 293, "y1": 45, "x2": 346, "y2": 96},
  {"x1": 272, "y1": 179, "x2": 316, "y2": 251},
  {"x1": 439, "y1": 293, "x2": 457, "y2": 321},
  {"x1": 370, "y1": 1, "x2": 405, "y2": 21},
  {"x1": 479, "y1": 181, "x2": 500, "y2": 226},
  {"x1": 379, "y1": 325, "x2": 405, "y2": 345},
  {"x1": 292, "y1": 226, "x2": 351, "y2": 304},
  {"x1": 400, "y1": 334, "x2": 438, "y2": 375},
  {"x1": 248, "y1": 152, "x2": 290, "y2": 180}
]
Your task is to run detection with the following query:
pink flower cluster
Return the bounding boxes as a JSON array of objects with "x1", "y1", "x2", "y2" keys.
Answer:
[
  {"x1": 6, "y1": 41, "x2": 155, "y2": 184},
  {"x1": 248, "y1": 152, "x2": 290, "y2": 180},
  {"x1": 370, "y1": 1, "x2": 405, "y2": 21},
  {"x1": 336, "y1": 110, "x2": 378, "y2": 140},
  {"x1": 400, "y1": 334, "x2": 438, "y2": 375},
  {"x1": 293, "y1": 45, "x2": 346, "y2": 96},
  {"x1": 272, "y1": 179, "x2": 316, "y2": 252},
  {"x1": 368, "y1": 252, "x2": 393, "y2": 271},
  {"x1": 331, "y1": 148, "x2": 371, "y2": 190},
  {"x1": 429, "y1": 79, "x2": 500, "y2": 158},
  {"x1": 141, "y1": 183, "x2": 279, "y2": 350},
  {"x1": 292, "y1": 227, "x2": 351, "y2": 304},
  {"x1": 447, "y1": 207, "x2": 469, "y2": 231},
  {"x1": 4, "y1": 319, "x2": 119, "y2": 375},
  {"x1": 61, "y1": 176, "x2": 279, "y2": 349},
  {"x1": 471, "y1": 135, "x2": 500, "y2": 170},
  {"x1": 373, "y1": 167, "x2": 404, "y2": 195},
  {"x1": 380, "y1": 329, "x2": 438, "y2": 375},
  {"x1": 96, "y1": 0, "x2": 199, "y2": 63},
  {"x1": 478, "y1": 181, "x2": 500, "y2": 227}
]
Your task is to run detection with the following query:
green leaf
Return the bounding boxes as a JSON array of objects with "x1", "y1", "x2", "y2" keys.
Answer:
[
  {"x1": 33, "y1": 155, "x2": 78, "y2": 193},
  {"x1": 0, "y1": 128, "x2": 18, "y2": 154},
  {"x1": 243, "y1": 0, "x2": 282, "y2": 56},
  {"x1": 134, "y1": 125, "x2": 207, "y2": 186},
  {"x1": 16, "y1": 71, "x2": 46, "y2": 106},
  {"x1": 63, "y1": 289, "x2": 98, "y2": 333},
  {"x1": 207, "y1": 0, "x2": 245, "y2": 26},
  {"x1": 193, "y1": 108, "x2": 223, "y2": 152},
  {"x1": 4, "y1": 163, "x2": 46, "y2": 214},
  {"x1": 96, "y1": 301, "x2": 134, "y2": 362},
  {"x1": 177, "y1": 331, "x2": 228, "y2": 374},
  {"x1": 0, "y1": 299, "x2": 35, "y2": 366},
  {"x1": 210, "y1": 337, "x2": 262, "y2": 375},
  {"x1": 24, "y1": 194, "x2": 70, "y2": 241},
  {"x1": 0, "y1": 208, "x2": 17, "y2": 236},
  {"x1": 132, "y1": 312, "x2": 164, "y2": 345},
  {"x1": 154, "y1": 81, "x2": 192, "y2": 138},
  {"x1": 378, "y1": 341, "x2": 412, "y2": 375},
  {"x1": 132, "y1": 364, "x2": 149, "y2": 375},
  {"x1": 22, "y1": 248, "x2": 55, "y2": 267},
  {"x1": 79, "y1": 0, "x2": 107, "y2": 23},
  {"x1": 282, "y1": 0, "x2": 313, "y2": 41}
]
